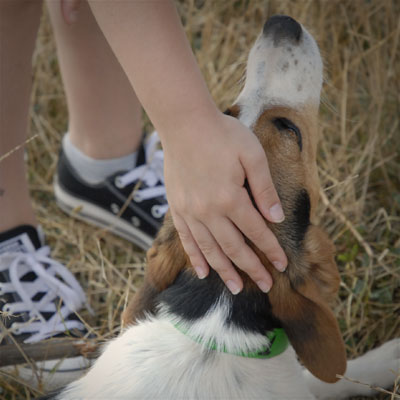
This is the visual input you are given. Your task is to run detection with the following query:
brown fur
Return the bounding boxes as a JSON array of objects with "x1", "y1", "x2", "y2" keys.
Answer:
[
  {"x1": 122, "y1": 103, "x2": 346, "y2": 383},
  {"x1": 253, "y1": 106, "x2": 320, "y2": 219}
]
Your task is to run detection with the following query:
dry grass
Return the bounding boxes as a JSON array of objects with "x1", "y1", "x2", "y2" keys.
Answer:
[{"x1": 1, "y1": 0, "x2": 399, "y2": 398}]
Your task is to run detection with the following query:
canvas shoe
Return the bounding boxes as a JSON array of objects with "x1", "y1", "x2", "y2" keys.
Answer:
[
  {"x1": 54, "y1": 132, "x2": 168, "y2": 250},
  {"x1": 0, "y1": 225, "x2": 92, "y2": 390}
]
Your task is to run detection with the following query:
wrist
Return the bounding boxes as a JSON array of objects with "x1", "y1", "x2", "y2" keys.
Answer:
[{"x1": 157, "y1": 103, "x2": 223, "y2": 147}]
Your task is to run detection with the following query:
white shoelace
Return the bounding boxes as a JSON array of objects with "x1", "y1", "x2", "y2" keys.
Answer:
[
  {"x1": 114, "y1": 132, "x2": 169, "y2": 217},
  {"x1": 0, "y1": 246, "x2": 90, "y2": 344}
]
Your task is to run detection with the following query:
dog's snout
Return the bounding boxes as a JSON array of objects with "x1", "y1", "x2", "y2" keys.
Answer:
[{"x1": 263, "y1": 15, "x2": 302, "y2": 45}]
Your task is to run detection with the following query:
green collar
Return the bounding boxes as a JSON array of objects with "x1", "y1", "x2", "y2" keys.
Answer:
[{"x1": 174, "y1": 324, "x2": 289, "y2": 359}]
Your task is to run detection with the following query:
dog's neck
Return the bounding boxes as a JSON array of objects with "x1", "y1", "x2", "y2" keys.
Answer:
[{"x1": 157, "y1": 269, "x2": 283, "y2": 355}]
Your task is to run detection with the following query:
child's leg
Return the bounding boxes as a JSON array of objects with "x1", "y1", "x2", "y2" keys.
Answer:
[
  {"x1": 47, "y1": 0, "x2": 167, "y2": 248},
  {"x1": 0, "y1": 2, "x2": 91, "y2": 390},
  {"x1": 0, "y1": 0, "x2": 43, "y2": 232},
  {"x1": 46, "y1": 0, "x2": 143, "y2": 159}
]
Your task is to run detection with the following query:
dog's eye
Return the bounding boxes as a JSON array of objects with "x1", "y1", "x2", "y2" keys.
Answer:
[{"x1": 273, "y1": 118, "x2": 302, "y2": 151}]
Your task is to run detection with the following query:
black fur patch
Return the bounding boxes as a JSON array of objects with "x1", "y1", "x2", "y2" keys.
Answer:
[
  {"x1": 158, "y1": 269, "x2": 281, "y2": 335},
  {"x1": 278, "y1": 188, "x2": 310, "y2": 252},
  {"x1": 228, "y1": 285, "x2": 282, "y2": 334},
  {"x1": 291, "y1": 189, "x2": 311, "y2": 244},
  {"x1": 157, "y1": 269, "x2": 226, "y2": 320}
]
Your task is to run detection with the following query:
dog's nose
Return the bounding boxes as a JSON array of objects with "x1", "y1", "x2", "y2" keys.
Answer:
[{"x1": 263, "y1": 15, "x2": 302, "y2": 45}]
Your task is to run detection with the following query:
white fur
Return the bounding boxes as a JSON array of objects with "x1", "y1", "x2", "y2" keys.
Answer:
[
  {"x1": 237, "y1": 27, "x2": 323, "y2": 128},
  {"x1": 57, "y1": 303, "x2": 400, "y2": 400},
  {"x1": 56, "y1": 287, "x2": 400, "y2": 400},
  {"x1": 59, "y1": 300, "x2": 314, "y2": 400}
]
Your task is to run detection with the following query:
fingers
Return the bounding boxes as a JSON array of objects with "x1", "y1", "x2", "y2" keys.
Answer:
[
  {"x1": 240, "y1": 144, "x2": 285, "y2": 224},
  {"x1": 209, "y1": 218, "x2": 274, "y2": 293},
  {"x1": 230, "y1": 190, "x2": 287, "y2": 272},
  {"x1": 172, "y1": 211, "x2": 244, "y2": 295},
  {"x1": 173, "y1": 208, "x2": 277, "y2": 295},
  {"x1": 60, "y1": 0, "x2": 81, "y2": 24},
  {"x1": 187, "y1": 219, "x2": 244, "y2": 295},
  {"x1": 162, "y1": 115, "x2": 288, "y2": 295}
]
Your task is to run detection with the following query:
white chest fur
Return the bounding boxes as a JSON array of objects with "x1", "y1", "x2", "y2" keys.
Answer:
[{"x1": 61, "y1": 307, "x2": 314, "y2": 400}]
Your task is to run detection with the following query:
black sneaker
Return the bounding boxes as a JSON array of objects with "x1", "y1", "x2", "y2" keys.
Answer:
[
  {"x1": 0, "y1": 225, "x2": 92, "y2": 390},
  {"x1": 54, "y1": 132, "x2": 168, "y2": 250}
]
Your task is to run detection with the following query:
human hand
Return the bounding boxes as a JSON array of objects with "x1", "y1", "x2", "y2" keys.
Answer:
[
  {"x1": 162, "y1": 111, "x2": 287, "y2": 295},
  {"x1": 64, "y1": 0, "x2": 287, "y2": 293}
]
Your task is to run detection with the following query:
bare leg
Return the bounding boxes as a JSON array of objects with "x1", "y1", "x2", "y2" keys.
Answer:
[
  {"x1": 46, "y1": 0, "x2": 142, "y2": 160},
  {"x1": 0, "y1": 0, "x2": 43, "y2": 232}
]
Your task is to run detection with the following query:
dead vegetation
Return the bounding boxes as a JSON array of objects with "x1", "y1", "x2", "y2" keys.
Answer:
[{"x1": 0, "y1": 0, "x2": 399, "y2": 398}]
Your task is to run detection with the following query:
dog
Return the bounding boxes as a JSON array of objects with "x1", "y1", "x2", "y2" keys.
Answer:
[{"x1": 45, "y1": 15, "x2": 399, "y2": 400}]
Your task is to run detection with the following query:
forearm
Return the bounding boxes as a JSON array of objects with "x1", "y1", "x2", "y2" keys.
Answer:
[
  {"x1": 87, "y1": 0, "x2": 219, "y2": 140},
  {"x1": 82, "y1": 0, "x2": 287, "y2": 293}
]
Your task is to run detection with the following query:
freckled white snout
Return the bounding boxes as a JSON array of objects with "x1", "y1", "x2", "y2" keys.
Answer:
[{"x1": 236, "y1": 15, "x2": 323, "y2": 128}]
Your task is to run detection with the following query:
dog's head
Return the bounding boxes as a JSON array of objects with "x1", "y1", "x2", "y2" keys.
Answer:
[
  {"x1": 227, "y1": 15, "x2": 346, "y2": 383},
  {"x1": 142, "y1": 15, "x2": 346, "y2": 383}
]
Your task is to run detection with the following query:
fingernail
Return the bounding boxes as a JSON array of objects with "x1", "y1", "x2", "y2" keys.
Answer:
[
  {"x1": 257, "y1": 280, "x2": 271, "y2": 293},
  {"x1": 226, "y1": 280, "x2": 241, "y2": 295},
  {"x1": 269, "y1": 203, "x2": 285, "y2": 223},
  {"x1": 194, "y1": 266, "x2": 207, "y2": 279},
  {"x1": 273, "y1": 261, "x2": 286, "y2": 272}
]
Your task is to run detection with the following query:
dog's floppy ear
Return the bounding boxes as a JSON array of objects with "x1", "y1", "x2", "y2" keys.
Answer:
[
  {"x1": 267, "y1": 225, "x2": 346, "y2": 383},
  {"x1": 122, "y1": 212, "x2": 189, "y2": 326}
]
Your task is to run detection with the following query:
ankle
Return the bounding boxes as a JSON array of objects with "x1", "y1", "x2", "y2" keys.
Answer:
[
  {"x1": 0, "y1": 210, "x2": 37, "y2": 234},
  {"x1": 62, "y1": 134, "x2": 139, "y2": 185},
  {"x1": 0, "y1": 193, "x2": 37, "y2": 232},
  {"x1": 0, "y1": 164, "x2": 38, "y2": 232},
  {"x1": 68, "y1": 127, "x2": 142, "y2": 160}
]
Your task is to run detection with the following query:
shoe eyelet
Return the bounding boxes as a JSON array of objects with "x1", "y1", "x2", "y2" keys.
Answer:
[
  {"x1": 111, "y1": 203, "x2": 120, "y2": 214},
  {"x1": 114, "y1": 176, "x2": 124, "y2": 189},
  {"x1": 133, "y1": 192, "x2": 143, "y2": 203},
  {"x1": 151, "y1": 205, "x2": 163, "y2": 218},
  {"x1": 3, "y1": 304, "x2": 11, "y2": 313},
  {"x1": 131, "y1": 216, "x2": 141, "y2": 227}
]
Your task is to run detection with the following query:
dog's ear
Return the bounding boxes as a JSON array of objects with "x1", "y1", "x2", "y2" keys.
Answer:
[
  {"x1": 268, "y1": 225, "x2": 346, "y2": 383},
  {"x1": 122, "y1": 212, "x2": 189, "y2": 326}
]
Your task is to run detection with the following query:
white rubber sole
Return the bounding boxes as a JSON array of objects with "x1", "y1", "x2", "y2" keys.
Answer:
[
  {"x1": 53, "y1": 177, "x2": 153, "y2": 251},
  {"x1": 3, "y1": 355, "x2": 92, "y2": 391}
]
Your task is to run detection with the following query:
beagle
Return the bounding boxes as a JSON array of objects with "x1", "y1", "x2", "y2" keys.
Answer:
[{"x1": 46, "y1": 15, "x2": 399, "y2": 400}]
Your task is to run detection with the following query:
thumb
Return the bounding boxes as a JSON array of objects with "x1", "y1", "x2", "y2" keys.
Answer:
[{"x1": 61, "y1": 0, "x2": 81, "y2": 24}]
